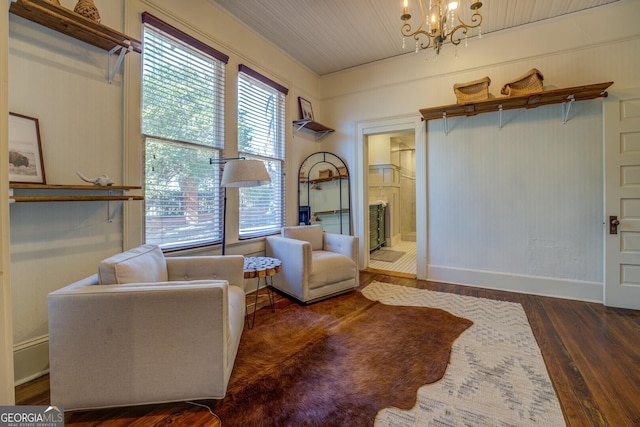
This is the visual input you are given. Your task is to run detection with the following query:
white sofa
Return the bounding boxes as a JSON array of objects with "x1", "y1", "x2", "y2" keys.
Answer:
[
  {"x1": 266, "y1": 225, "x2": 359, "y2": 303},
  {"x1": 47, "y1": 244, "x2": 245, "y2": 411}
]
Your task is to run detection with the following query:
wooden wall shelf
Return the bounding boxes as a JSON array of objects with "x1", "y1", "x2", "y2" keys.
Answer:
[
  {"x1": 9, "y1": 0, "x2": 142, "y2": 82},
  {"x1": 300, "y1": 175, "x2": 348, "y2": 185},
  {"x1": 9, "y1": 0, "x2": 142, "y2": 53},
  {"x1": 10, "y1": 183, "x2": 141, "y2": 190},
  {"x1": 9, "y1": 184, "x2": 143, "y2": 203},
  {"x1": 419, "y1": 82, "x2": 613, "y2": 133},
  {"x1": 293, "y1": 119, "x2": 335, "y2": 139},
  {"x1": 9, "y1": 184, "x2": 143, "y2": 222}
]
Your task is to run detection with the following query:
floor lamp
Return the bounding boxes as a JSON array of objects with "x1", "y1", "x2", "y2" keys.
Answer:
[{"x1": 220, "y1": 159, "x2": 271, "y2": 255}]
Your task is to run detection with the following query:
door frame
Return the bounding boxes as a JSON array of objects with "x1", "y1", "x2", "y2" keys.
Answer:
[{"x1": 354, "y1": 115, "x2": 427, "y2": 279}]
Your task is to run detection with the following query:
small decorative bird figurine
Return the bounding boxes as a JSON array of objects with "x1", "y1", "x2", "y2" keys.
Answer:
[{"x1": 76, "y1": 171, "x2": 115, "y2": 186}]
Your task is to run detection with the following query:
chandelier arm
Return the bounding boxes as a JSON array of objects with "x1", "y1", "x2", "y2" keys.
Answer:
[
  {"x1": 401, "y1": 21, "x2": 416, "y2": 38},
  {"x1": 400, "y1": 0, "x2": 427, "y2": 39},
  {"x1": 454, "y1": 9, "x2": 482, "y2": 30},
  {"x1": 401, "y1": 23, "x2": 434, "y2": 50},
  {"x1": 449, "y1": 10, "x2": 482, "y2": 46},
  {"x1": 415, "y1": 32, "x2": 434, "y2": 50},
  {"x1": 401, "y1": 28, "x2": 434, "y2": 50}
]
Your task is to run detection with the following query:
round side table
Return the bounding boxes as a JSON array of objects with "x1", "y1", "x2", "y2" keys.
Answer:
[{"x1": 243, "y1": 256, "x2": 282, "y2": 329}]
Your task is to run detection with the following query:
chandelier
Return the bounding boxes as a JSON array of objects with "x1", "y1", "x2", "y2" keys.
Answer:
[{"x1": 401, "y1": 0, "x2": 483, "y2": 56}]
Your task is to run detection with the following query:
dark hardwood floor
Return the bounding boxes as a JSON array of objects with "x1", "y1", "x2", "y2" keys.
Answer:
[{"x1": 16, "y1": 270, "x2": 640, "y2": 426}]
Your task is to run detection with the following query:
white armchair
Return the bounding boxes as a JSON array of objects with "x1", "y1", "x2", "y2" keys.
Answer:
[
  {"x1": 47, "y1": 245, "x2": 245, "y2": 411},
  {"x1": 266, "y1": 225, "x2": 359, "y2": 303}
]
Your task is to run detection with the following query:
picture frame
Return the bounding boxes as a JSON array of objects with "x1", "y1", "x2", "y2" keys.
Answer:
[
  {"x1": 9, "y1": 113, "x2": 46, "y2": 184},
  {"x1": 298, "y1": 97, "x2": 314, "y2": 121}
]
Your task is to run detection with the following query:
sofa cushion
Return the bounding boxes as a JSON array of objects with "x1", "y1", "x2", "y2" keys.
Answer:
[
  {"x1": 282, "y1": 225, "x2": 323, "y2": 251},
  {"x1": 308, "y1": 250, "x2": 357, "y2": 290},
  {"x1": 98, "y1": 245, "x2": 168, "y2": 284}
]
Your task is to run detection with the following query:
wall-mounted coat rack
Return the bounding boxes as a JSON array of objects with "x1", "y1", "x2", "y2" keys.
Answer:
[{"x1": 419, "y1": 82, "x2": 613, "y2": 135}]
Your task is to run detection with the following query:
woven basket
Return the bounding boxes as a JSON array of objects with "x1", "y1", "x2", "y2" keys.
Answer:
[
  {"x1": 74, "y1": 0, "x2": 101, "y2": 22},
  {"x1": 501, "y1": 68, "x2": 544, "y2": 96},
  {"x1": 318, "y1": 169, "x2": 333, "y2": 179},
  {"x1": 453, "y1": 76, "x2": 491, "y2": 104}
]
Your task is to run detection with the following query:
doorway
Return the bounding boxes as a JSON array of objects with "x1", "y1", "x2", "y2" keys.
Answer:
[
  {"x1": 354, "y1": 115, "x2": 427, "y2": 280},
  {"x1": 367, "y1": 131, "x2": 416, "y2": 275}
]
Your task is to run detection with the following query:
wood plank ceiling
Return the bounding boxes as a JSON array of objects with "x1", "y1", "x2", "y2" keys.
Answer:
[{"x1": 210, "y1": 0, "x2": 620, "y2": 76}]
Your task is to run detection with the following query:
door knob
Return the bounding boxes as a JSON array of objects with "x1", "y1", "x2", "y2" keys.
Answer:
[{"x1": 609, "y1": 216, "x2": 620, "y2": 234}]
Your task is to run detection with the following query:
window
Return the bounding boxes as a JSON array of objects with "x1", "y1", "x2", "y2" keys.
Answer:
[
  {"x1": 237, "y1": 65, "x2": 287, "y2": 239},
  {"x1": 142, "y1": 13, "x2": 228, "y2": 249}
]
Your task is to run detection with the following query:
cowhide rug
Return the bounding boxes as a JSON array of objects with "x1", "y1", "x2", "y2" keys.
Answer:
[{"x1": 213, "y1": 290, "x2": 472, "y2": 426}]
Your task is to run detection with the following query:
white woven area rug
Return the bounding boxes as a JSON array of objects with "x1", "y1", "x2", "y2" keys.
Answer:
[{"x1": 362, "y1": 281, "x2": 566, "y2": 426}]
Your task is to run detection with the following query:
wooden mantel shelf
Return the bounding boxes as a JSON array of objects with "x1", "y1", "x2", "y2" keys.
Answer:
[
  {"x1": 419, "y1": 82, "x2": 613, "y2": 122},
  {"x1": 9, "y1": 0, "x2": 142, "y2": 54}
]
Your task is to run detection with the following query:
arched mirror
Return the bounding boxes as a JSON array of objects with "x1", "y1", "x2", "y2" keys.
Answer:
[{"x1": 298, "y1": 152, "x2": 351, "y2": 235}]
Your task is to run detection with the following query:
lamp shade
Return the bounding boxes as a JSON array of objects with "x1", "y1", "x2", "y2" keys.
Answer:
[{"x1": 221, "y1": 159, "x2": 271, "y2": 188}]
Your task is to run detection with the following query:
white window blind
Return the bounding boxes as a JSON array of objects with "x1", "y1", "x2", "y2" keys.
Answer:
[
  {"x1": 237, "y1": 66, "x2": 287, "y2": 239},
  {"x1": 142, "y1": 13, "x2": 228, "y2": 249}
]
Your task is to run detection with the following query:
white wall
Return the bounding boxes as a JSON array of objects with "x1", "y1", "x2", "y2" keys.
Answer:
[
  {"x1": 318, "y1": 0, "x2": 640, "y2": 301},
  {"x1": 8, "y1": 0, "x2": 127, "y2": 385},
  {"x1": 7, "y1": 0, "x2": 320, "y2": 385},
  {"x1": 1, "y1": 0, "x2": 15, "y2": 404}
]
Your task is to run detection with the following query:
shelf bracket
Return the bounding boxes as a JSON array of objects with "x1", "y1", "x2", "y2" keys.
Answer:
[
  {"x1": 294, "y1": 119, "x2": 310, "y2": 132},
  {"x1": 562, "y1": 95, "x2": 575, "y2": 124},
  {"x1": 108, "y1": 200, "x2": 124, "y2": 222},
  {"x1": 498, "y1": 104, "x2": 504, "y2": 130},
  {"x1": 443, "y1": 112, "x2": 449, "y2": 136},
  {"x1": 107, "y1": 190, "x2": 131, "y2": 222},
  {"x1": 108, "y1": 42, "x2": 132, "y2": 84},
  {"x1": 316, "y1": 130, "x2": 332, "y2": 139}
]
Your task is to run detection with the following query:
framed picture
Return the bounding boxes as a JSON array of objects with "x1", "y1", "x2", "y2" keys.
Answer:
[
  {"x1": 298, "y1": 97, "x2": 314, "y2": 121},
  {"x1": 9, "y1": 113, "x2": 46, "y2": 184}
]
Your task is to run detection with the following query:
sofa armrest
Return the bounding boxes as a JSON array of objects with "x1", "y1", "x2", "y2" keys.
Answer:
[
  {"x1": 266, "y1": 236, "x2": 311, "y2": 275},
  {"x1": 48, "y1": 280, "x2": 233, "y2": 409},
  {"x1": 266, "y1": 236, "x2": 313, "y2": 301},
  {"x1": 166, "y1": 255, "x2": 244, "y2": 286},
  {"x1": 324, "y1": 233, "x2": 359, "y2": 264}
]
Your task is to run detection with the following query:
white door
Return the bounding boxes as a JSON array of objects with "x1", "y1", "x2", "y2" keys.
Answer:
[{"x1": 604, "y1": 88, "x2": 640, "y2": 309}]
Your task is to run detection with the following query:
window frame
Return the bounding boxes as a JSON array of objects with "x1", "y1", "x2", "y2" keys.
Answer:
[
  {"x1": 237, "y1": 65, "x2": 288, "y2": 240},
  {"x1": 141, "y1": 13, "x2": 229, "y2": 250}
]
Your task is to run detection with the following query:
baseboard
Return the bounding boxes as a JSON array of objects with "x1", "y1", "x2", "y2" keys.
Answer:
[
  {"x1": 13, "y1": 335, "x2": 49, "y2": 386},
  {"x1": 387, "y1": 234, "x2": 402, "y2": 247},
  {"x1": 428, "y1": 265, "x2": 603, "y2": 303},
  {"x1": 364, "y1": 267, "x2": 416, "y2": 279}
]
